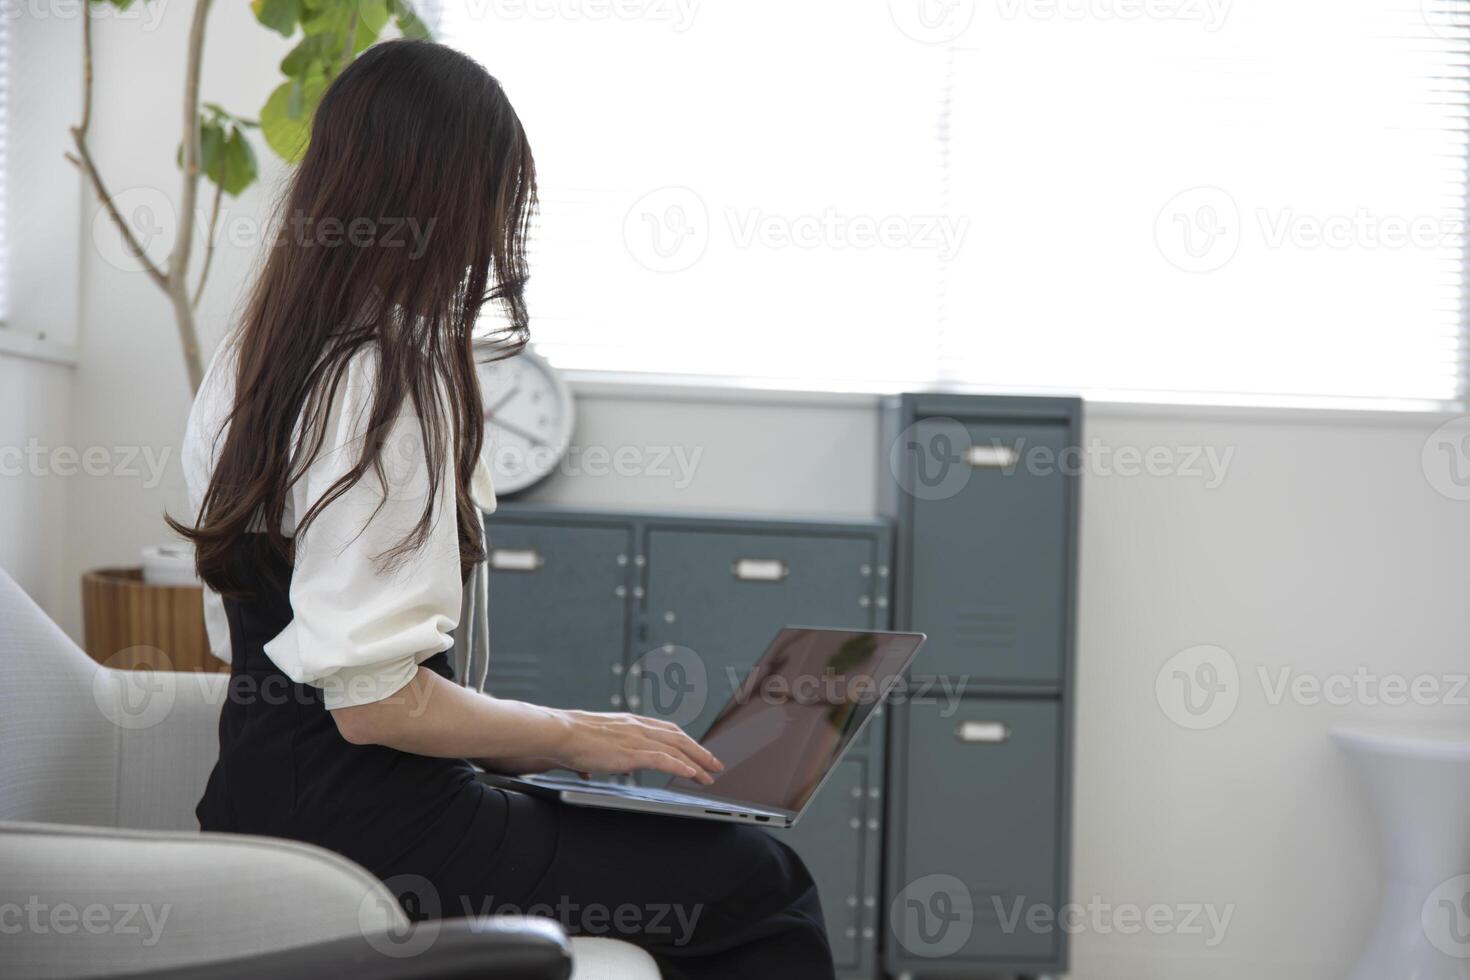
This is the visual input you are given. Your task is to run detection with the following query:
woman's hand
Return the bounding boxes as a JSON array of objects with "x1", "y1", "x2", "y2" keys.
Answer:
[{"x1": 553, "y1": 710, "x2": 724, "y2": 784}]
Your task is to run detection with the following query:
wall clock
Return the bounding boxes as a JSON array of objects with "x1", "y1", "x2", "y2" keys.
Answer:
[{"x1": 477, "y1": 345, "x2": 575, "y2": 496}]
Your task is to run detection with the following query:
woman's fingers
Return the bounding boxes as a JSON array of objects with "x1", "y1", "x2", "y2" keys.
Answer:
[
  {"x1": 627, "y1": 715, "x2": 723, "y2": 769},
  {"x1": 644, "y1": 725, "x2": 722, "y2": 774},
  {"x1": 630, "y1": 749, "x2": 711, "y2": 783},
  {"x1": 645, "y1": 738, "x2": 716, "y2": 784}
]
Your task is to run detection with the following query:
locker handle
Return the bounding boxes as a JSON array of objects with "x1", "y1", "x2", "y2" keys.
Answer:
[
  {"x1": 966, "y1": 444, "x2": 1019, "y2": 469},
  {"x1": 730, "y1": 558, "x2": 789, "y2": 582},
  {"x1": 956, "y1": 721, "x2": 1011, "y2": 744},
  {"x1": 488, "y1": 548, "x2": 544, "y2": 572}
]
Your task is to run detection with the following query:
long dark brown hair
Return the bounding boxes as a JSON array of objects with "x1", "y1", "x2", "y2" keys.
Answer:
[{"x1": 171, "y1": 40, "x2": 536, "y2": 595}]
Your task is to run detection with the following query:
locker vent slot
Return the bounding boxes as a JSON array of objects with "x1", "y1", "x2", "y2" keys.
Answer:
[{"x1": 954, "y1": 609, "x2": 1018, "y2": 651}]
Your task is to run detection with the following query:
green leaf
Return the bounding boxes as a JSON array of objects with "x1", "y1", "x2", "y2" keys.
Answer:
[
  {"x1": 251, "y1": 0, "x2": 302, "y2": 36},
  {"x1": 201, "y1": 103, "x2": 259, "y2": 128},
  {"x1": 396, "y1": 14, "x2": 430, "y2": 40},
  {"x1": 261, "y1": 73, "x2": 327, "y2": 163},
  {"x1": 289, "y1": 75, "x2": 309, "y2": 119},
  {"x1": 280, "y1": 33, "x2": 337, "y2": 78},
  {"x1": 177, "y1": 115, "x2": 259, "y2": 197},
  {"x1": 216, "y1": 128, "x2": 259, "y2": 197},
  {"x1": 388, "y1": 0, "x2": 432, "y2": 38},
  {"x1": 302, "y1": 0, "x2": 389, "y2": 51},
  {"x1": 199, "y1": 120, "x2": 225, "y2": 177},
  {"x1": 353, "y1": 0, "x2": 390, "y2": 52},
  {"x1": 301, "y1": 0, "x2": 349, "y2": 37}
]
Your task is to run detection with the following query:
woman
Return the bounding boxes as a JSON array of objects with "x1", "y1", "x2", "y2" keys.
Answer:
[{"x1": 173, "y1": 39, "x2": 834, "y2": 980}]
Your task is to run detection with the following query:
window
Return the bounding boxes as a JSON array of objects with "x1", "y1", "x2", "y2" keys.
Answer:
[
  {"x1": 443, "y1": 0, "x2": 1470, "y2": 406},
  {"x1": 0, "y1": 12, "x2": 9, "y2": 324}
]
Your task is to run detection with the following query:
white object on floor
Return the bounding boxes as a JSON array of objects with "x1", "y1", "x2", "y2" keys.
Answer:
[
  {"x1": 1332, "y1": 726, "x2": 1470, "y2": 980},
  {"x1": 140, "y1": 543, "x2": 200, "y2": 586}
]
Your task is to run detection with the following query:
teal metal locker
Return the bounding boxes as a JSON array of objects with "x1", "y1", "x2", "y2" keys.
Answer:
[
  {"x1": 880, "y1": 394, "x2": 1082, "y2": 980},
  {"x1": 484, "y1": 506, "x2": 894, "y2": 979}
]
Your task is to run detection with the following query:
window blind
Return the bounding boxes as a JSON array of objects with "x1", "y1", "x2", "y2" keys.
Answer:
[
  {"x1": 443, "y1": 0, "x2": 1470, "y2": 405},
  {"x1": 937, "y1": 0, "x2": 1470, "y2": 404},
  {"x1": 0, "y1": 13, "x2": 9, "y2": 323}
]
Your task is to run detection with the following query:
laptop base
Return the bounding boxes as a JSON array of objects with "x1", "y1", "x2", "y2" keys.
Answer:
[{"x1": 481, "y1": 772, "x2": 796, "y2": 828}]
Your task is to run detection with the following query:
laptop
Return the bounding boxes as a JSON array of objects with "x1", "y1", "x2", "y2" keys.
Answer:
[{"x1": 483, "y1": 627, "x2": 926, "y2": 828}]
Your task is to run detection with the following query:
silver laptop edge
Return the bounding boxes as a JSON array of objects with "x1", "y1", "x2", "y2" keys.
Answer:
[
  {"x1": 557, "y1": 783, "x2": 793, "y2": 827},
  {"x1": 488, "y1": 627, "x2": 927, "y2": 828}
]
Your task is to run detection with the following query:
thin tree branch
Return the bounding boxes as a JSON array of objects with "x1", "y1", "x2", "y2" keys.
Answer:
[
  {"x1": 79, "y1": 3, "x2": 93, "y2": 134},
  {"x1": 67, "y1": 133, "x2": 169, "y2": 289},
  {"x1": 166, "y1": 0, "x2": 216, "y2": 392},
  {"x1": 191, "y1": 181, "x2": 223, "y2": 308},
  {"x1": 171, "y1": 0, "x2": 213, "y2": 289},
  {"x1": 69, "y1": 0, "x2": 167, "y2": 285}
]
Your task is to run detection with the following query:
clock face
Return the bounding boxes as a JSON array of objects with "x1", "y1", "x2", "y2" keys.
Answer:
[{"x1": 477, "y1": 347, "x2": 575, "y2": 496}]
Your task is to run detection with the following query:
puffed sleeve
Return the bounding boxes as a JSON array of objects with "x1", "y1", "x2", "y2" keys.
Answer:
[{"x1": 263, "y1": 348, "x2": 465, "y2": 710}]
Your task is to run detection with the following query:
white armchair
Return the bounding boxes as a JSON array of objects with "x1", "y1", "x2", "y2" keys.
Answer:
[{"x1": 0, "y1": 567, "x2": 657, "y2": 980}]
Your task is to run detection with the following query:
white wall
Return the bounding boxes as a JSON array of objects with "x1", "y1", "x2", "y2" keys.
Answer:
[
  {"x1": 11, "y1": 7, "x2": 1470, "y2": 978},
  {"x1": 1, "y1": 11, "x2": 81, "y2": 611},
  {"x1": 0, "y1": 356, "x2": 73, "y2": 609},
  {"x1": 1069, "y1": 406, "x2": 1470, "y2": 978}
]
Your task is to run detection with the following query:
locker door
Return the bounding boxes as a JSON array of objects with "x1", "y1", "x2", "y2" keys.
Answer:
[
  {"x1": 638, "y1": 528, "x2": 878, "y2": 740},
  {"x1": 484, "y1": 521, "x2": 631, "y2": 711},
  {"x1": 890, "y1": 697, "x2": 1062, "y2": 963},
  {"x1": 907, "y1": 418, "x2": 1071, "y2": 683},
  {"x1": 773, "y1": 758, "x2": 870, "y2": 972},
  {"x1": 641, "y1": 527, "x2": 884, "y2": 976}
]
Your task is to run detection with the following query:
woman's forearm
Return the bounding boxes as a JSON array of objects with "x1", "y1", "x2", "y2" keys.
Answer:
[
  {"x1": 331, "y1": 666, "x2": 723, "y2": 783},
  {"x1": 331, "y1": 667, "x2": 571, "y2": 763}
]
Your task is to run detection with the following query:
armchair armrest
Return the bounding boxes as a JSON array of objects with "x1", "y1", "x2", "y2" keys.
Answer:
[{"x1": 123, "y1": 917, "x2": 572, "y2": 980}]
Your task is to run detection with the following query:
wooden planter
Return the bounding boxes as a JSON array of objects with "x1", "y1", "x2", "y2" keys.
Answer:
[{"x1": 81, "y1": 567, "x2": 226, "y2": 673}]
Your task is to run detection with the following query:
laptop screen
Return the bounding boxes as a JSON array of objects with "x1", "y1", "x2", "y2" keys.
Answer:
[{"x1": 665, "y1": 628, "x2": 925, "y2": 815}]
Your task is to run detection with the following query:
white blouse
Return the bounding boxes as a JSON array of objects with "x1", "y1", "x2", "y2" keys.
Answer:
[{"x1": 182, "y1": 341, "x2": 496, "y2": 710}]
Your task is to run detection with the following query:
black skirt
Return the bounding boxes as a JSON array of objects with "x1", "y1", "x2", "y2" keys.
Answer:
[{"x1": 197, "y1": 536, "x2": 834, "y2": 980}]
